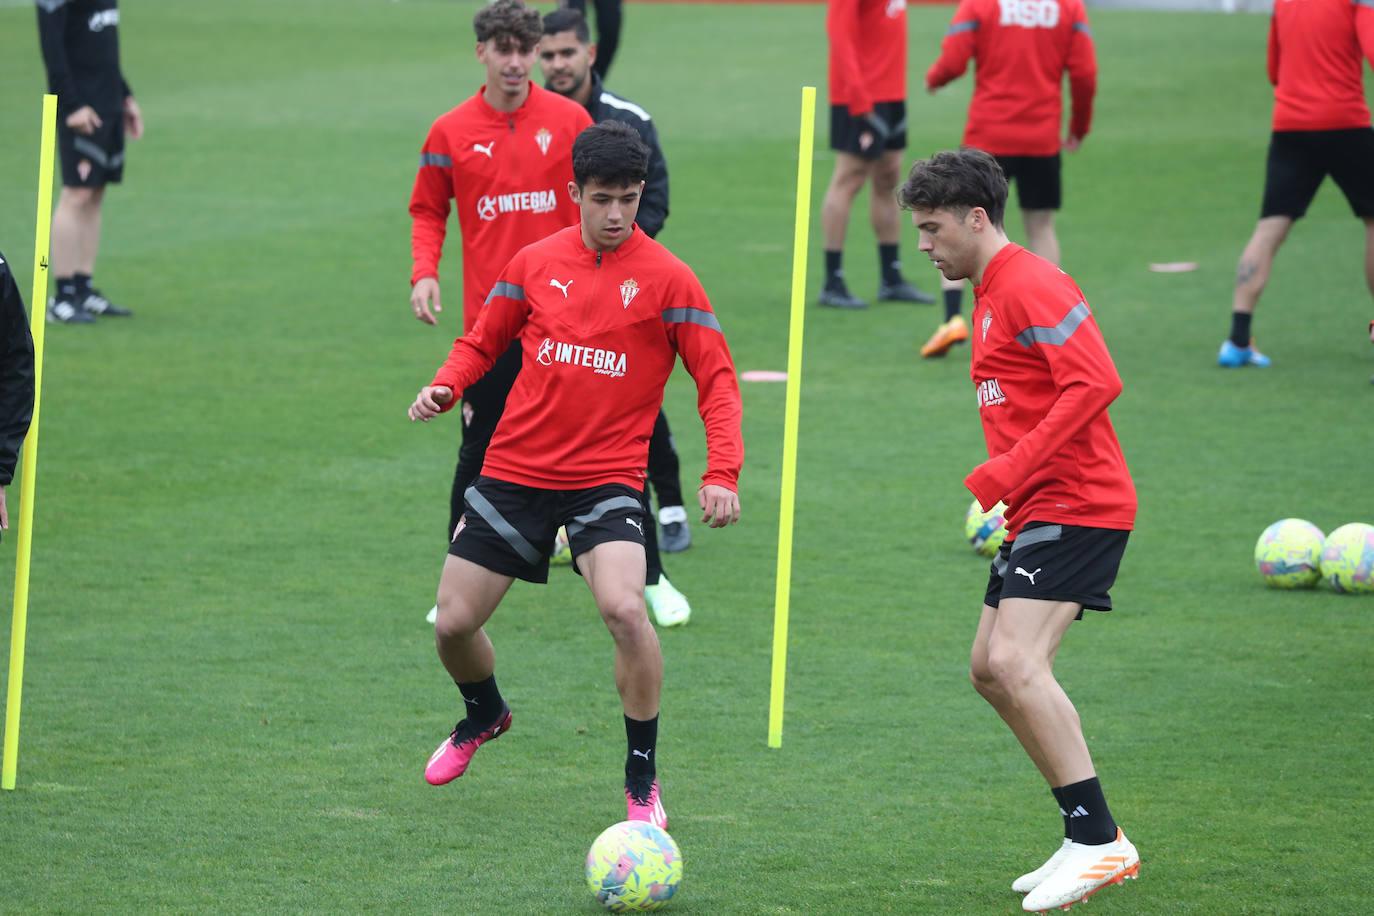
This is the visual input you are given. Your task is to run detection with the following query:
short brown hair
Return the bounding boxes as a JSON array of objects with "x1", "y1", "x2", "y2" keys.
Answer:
[
  {"x1": 474, "y1": 0, "x2": 542, "y2": 51},
  {"x1": 897, "y1": 148, "x2": 1009, "y2": 228}
]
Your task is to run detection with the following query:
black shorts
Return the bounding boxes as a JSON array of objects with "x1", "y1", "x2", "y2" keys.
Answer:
[
  {"x1": 58, "y1": 107, "x2": 125, "y2": 188},
  {"x1": 983, "y1": 521, "x2": 1129, "y2": 617},
  {"x1": 1260, "y1": 128, "x2": 1374, "y2": 220},
  {"x1": 830, "y1": 101, "x2": 907, "y2": 157},
  {"x1": 450, "y1": 476, "x2": 647, "y2": 584},
  {"x1": 995, "y1": 155, "x2": 1062, "y2": 211}
]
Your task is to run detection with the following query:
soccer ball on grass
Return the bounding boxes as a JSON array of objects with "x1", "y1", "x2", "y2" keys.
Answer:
[
  {"x1": 1320, "y1": 523, "x2": 1374, "y2": 594},
  {"x1": 1253, "y1": 518, "x2": 1324, "y2": 589},
  {"x1": 585, "y1": 820, "x2": 682, "y2": 912}
]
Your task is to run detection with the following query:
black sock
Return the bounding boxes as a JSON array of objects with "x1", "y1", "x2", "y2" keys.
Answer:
[
  {"x1": 824, "y1": 250, "x2": 844, "y2": 290},
  {"x1": 455, "y1": 674, "x2": 505, "y2": 728},
  {"x1": 624, "y1": 714, "x2": 658, "y2": 780},
  {"x1": 73, "y1": 272, "x2": 93, "y2": 299},
  {"x1": 879, "y1": 243, "x2": 902, "y2": 285},
  {"x1": 56, "y1": 276, "x2": 78, "y2": 302},
  {"x1": 1229, "y1": 311, "x2": 1252, "y2": 348},
  {"x1": 943, "y1": 286, "x2": 964, "y2": 321},
  {"x1": 1059, "y1": 776, "x2": 1117, "y2": 845},
  {"x1": 1051, "y1": 786, "x2": 1071, "y2": 840}
]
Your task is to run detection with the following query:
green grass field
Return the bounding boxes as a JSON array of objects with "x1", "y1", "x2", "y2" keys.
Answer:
[{"x1": 1, "y1": 1, "x2": 1372, "y2": 912}]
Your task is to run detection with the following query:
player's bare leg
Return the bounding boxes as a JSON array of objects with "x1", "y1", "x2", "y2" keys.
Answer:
[
  {"x1": 984, "y1": 597, "x2": 1093, "y2": 784},
  {"x1": 434, "y1": 554, "x2": 514, "y2": 682},
  {"x1": 581, "y1": 539, "x2": 661, "y2": 719},
  {"x1": 424, "y1": 555, "x2": 516, "y2": 786},
  {"x1": 580, "y1": 539, "x2": 668, "y2": 828},
  {"x1": 51, "y1": 186, "x2": 104, "y2": 279},
  {"x1": 873, "y1": 150, "x2": 934, "y2": 303},
  {"x1": 969, "y1": 603, "x2": 1059, "y2": 783},
  {"x1": 1220, "y1": 216, "x2": 1290, "y2": 367},
  {"x1": 870, "y1": 150, "x2": 904, "y2": 247},
  {"x1": 819, "y1": 153, "x2": 875, "y2": 308},
  {"x1": 1021, "y1": 209, "x2": 1060, "y2": 266}
]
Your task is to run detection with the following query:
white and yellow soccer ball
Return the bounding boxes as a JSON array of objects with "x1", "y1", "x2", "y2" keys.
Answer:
[
  {"x1": 965, "y1": 500, "x2": 1009, "y2": 558},
  {"x1": 585, "y1": 820, "x2": 682, "y2": 912},
  {"x1": 1319, "y1": 523, "x2": 1374, "y2": 594},
  {"x1": 1253, "y1": 518, "x2": 1325, "y2": 588}
]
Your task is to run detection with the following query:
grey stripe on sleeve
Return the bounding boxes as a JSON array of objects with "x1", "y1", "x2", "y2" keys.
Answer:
[
  {"x1": 419, "y1": 152, "x2": 453, "y2": 168},
  {"x1": 662, "y1": 308, "x2": 722, "y2": 332},
  {"x1": 464, "y1": 486, "x2": 541, "y2": 565},
  {"x1": 1073, "y1": 22, "x2": 1093, "y2": 35},
  {"x1": 948, "y1": 21, "x2": 978, "y2": 34},
  {"x1": 1014, "y1": 302, "x2": 1091, "y2": 349},
  {"x1": 565, "y1": 496, "x2": 644, "y2": 540},
  {"x1": 483, "y1": 282, "x2": 525, "y2": 305},
  {"x1": 1010, "y1": 524, "x2": 1063, "y2": 555}
]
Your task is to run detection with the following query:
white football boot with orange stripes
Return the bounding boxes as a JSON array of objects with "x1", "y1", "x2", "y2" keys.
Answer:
[
  {"x1": 1021, "y1": 828, "x2": 1139, "y2": 912},
  {"x1": 1012, "y1": 838, "x2": 1073, "y2": 894}
]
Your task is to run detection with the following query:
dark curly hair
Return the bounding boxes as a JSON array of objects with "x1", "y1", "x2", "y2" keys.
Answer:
[
  {"x1": 897, "y1": 147, "x2": 1009, "y2": 229},
  {"x1": 572, "y1": 121, "x2": 650, "y2": 189},
  {"x1": 473, "y1": 0, "x2": 542, "y2": 52}
]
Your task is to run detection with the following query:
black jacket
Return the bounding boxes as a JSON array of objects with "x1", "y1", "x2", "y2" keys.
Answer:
[
  {"x1": 582, "y1": 74, "x2": 669, "y2": 238},
  {"x1": 0, "y1": 251, "x2": 36, "y2": 487},
  {"x1": 36, "y1": 0, "x2": 131, "y2": 115}
]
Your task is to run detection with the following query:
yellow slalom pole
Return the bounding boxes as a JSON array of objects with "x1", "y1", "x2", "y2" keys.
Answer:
[
  {"x1": 3, "y1": 94, "x2": 57, "y2": 791},
  {"x1": 768, "y1": 86, "x2": 815, "y2": 749}
]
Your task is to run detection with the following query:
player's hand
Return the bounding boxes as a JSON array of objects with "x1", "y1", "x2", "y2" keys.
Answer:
[
  {"x1": 408, "y1": 385, "x2": 453, "y2": 422},
  {"x1": 698, "y1": 485, "x2": 740, "y2": 529},
  {"x1": 65, "y1": 106, "x2": 102, "y2": 136},
  {"x1": 858, "y1": 113, "x2": 890, "y2": 161},
  {"x1": 123, "y1": 97, "x2": 144, "y2": 140},
  {"x1": 411, "y1": 277, "x2": 442, "y2": 325},
  {"x1": 1064, "y1": 133, "x2": 1083, "y2": 153}
]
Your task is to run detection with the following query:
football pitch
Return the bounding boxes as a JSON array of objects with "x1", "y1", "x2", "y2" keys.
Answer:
[{"x1": 1, "y1": 1, "x2": 1372, "y2": 912}]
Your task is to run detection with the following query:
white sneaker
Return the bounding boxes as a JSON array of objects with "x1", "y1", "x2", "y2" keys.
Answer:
[
  {"x1": 425, "y1": 604, "x2": 438, "y2": 625},
  {"x1": 1012, "y1": 838, "x2": 1072, "y2": 894},
  {"x1": 550, "y1": 526, "x2": 573, "y2": 566},
  {"x1": 645, "y1": 576, "x2": 691, "y2": 627},
  {"x1": 1022, "y1": 828, "x2": 1139, "y2": 912}
]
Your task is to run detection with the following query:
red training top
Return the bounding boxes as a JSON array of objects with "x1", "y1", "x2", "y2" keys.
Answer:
[
  {"x1": 828, "y1": 0, "x2": 907, "y2": 116},
  {"x1": 965, "y1": 244, "x2": 1135, "y2": 538},
  {"x1": 430, "y1": 226, "x2": 744, "y2": 492},
  {"x1": 409, "y1": 83, "x2": 593, "y2": 333},
  {"x1": 927, "y1": 0, "x2": 1097, "y2": 157},
  {"x1": 1268, "y1": 0, "x2": 1374, "y2": 132}
]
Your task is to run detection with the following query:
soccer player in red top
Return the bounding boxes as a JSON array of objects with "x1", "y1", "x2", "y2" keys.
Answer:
[
  {"x1": 818, "y1": 0, "x2": 935, "y2": 310},
  {"x1": 922, "y1": 0, "x2": 1096, "y2": 359},
  {"x1": 408, "y1": 0, "x2": 593, "y2": 568},
  {"x1": 1220, "y1": 0, "x2": 1374, "y2": 370},
  {"x1": 900, "y1": 149, "x2": 1139, "y2": 913},
  {"x1": 407, "y1": 121, "x2": 743, "y2": 828}
]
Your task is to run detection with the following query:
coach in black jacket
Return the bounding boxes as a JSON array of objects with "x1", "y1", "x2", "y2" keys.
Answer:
[
  {"x1": 540, "y1": 9, "x2": 669, "y2": 238},
  {"x1": 0, "y1": 251, "x2": 37, "y2": 534}
]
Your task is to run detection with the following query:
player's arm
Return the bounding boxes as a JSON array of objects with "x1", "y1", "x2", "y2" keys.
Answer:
[
  {"x1": 35, "y1": 1, "x2": 95, "y2": 130},
  {"x1": 827, "y1": 0, "x2": 873, "y2": 117},
  {"x1": 410, "y1": 264, "x2": 530, "y2": 422},
  {"x1": 0, "y1": 256, "x2": 35, "y2": 528},
  {"x1": 1266, "y1": 14, "x2": 1280, "y2": 86},
  {"x1": 663, "y1": 273, "x2": 743, "y2": 527},
  {"x1": 926, "y1": 0, "x2": 981, "y2": 91},
  {"x1": 1065, "y1": 6, "x2": 1097, "y2": 148},
  {"x1": 964, "y1": 295, "x2": 1124, "y2": 511},
  {"x1": 408, "y1": 122, "x2": 454, "y2": 325},
  {"x1": 636, "y1": 119, "x2": 669, "y2": 239},
  {"x1": 1356, "y1": 2, "x2": 1374, "y2": 69}
]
